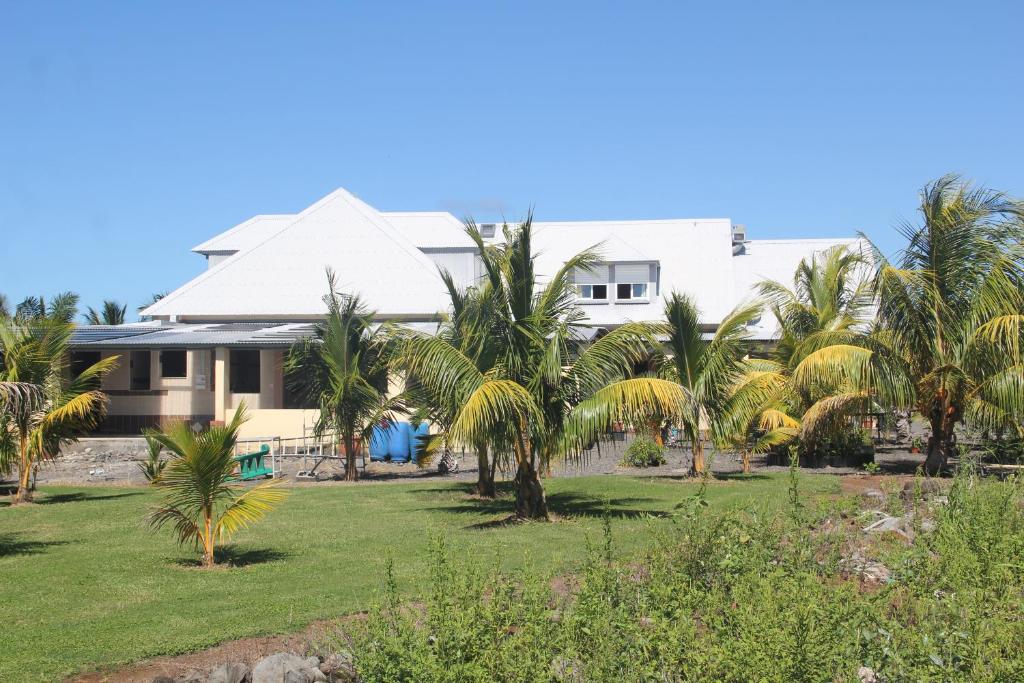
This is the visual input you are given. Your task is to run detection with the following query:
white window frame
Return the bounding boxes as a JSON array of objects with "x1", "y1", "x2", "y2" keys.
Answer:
[
  {"x1": 615, "y1": 281, "x2": 649, "y2": 302},
  {"x1": 576, "y1": 283, "x2": 609, "y2": 302}
]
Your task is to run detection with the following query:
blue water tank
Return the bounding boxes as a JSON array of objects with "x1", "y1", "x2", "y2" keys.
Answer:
[
  {"x1": 387, "y1": 422, "x2": 412, "y2": 462},
  {"x1": 411, "y1": 422, "x2": 430, "y2": 460},
  {"x1": 369, "y1": 425, "x2": 390, "y2": 461}
]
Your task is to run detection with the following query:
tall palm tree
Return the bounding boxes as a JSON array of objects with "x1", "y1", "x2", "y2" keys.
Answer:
[
  {"x1": 875, "y1": 175, "x2": 1024, "y2": 474},
  {"x1": 0, "y1": 293, "x2": 10, "y2": 319},
  {"x1": 0, "y1": 318, "x2": 117, "y2": 503},
  {"x1": 652, "y1": 292, "x2": 762, "y2": 475},
  {"x1": 401, "y1": 255, "x2": 503, "y2": 496},
  {"x1": 286, "y1": 270, "x2": 403, "y2": 481},
  {"x1": 147, "y1": 404, "x2": 288, "y2": 568},
  {"x1": 84, "y1": 300, "x2": 127, "y2": 326},
  {"x1": 402, "y1": 218, "x2": 691, "y2": 519}
]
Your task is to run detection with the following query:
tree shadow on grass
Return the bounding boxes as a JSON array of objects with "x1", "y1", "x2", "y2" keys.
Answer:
[
  {"x1": 172, "y1": 545, "x2": 290, "y2": 569},
  {"x1": 36, "y1": 490, "x2": 145, "y2": 505},
  {"x1": 0, "y1": 532, "x2": 70, "y2": 558},
  {"x1": 422, "y1": 489, "x2": 670, "y2": 529}
]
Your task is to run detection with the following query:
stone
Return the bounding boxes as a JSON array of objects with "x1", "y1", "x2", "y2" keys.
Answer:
[
  {"x1": 175, "y1": 670, "x2": 206, "y2": 683},
  {"x1": 858, "y1": 665, "x2": 879, "y2": 682},
  {"x1": 319, "y1": 651, "x2": 356, "y2": 680},
  {"x1": 207, "y1": 662, "x2": 250, "y2": 683},
  {"x1": 151, "y1": 677, "x2": 175, "y2": 683},
  {"x1": 252, "y1": 653, "x2": 326, "y2": 683},
  {"x1": 859, "y1": 489, "x2": 886, "y2": 509}
]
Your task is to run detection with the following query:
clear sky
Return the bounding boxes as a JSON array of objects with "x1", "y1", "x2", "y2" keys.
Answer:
[{"x1": 2, "y1": 1, "x2": 1021, "y2": 320}]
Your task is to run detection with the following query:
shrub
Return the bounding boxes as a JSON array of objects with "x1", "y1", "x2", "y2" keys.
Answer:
[
  {"x1": 620, "y1": 435, "x2": 666, "y2": 468},
  {"x1": 341, "y1": 469, "x2": 1024, "y2": 682}
]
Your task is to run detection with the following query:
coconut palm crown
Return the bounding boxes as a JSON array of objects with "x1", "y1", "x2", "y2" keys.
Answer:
[{"x1": 874, "y1": 174, "x2": 1024, "y2": 473}]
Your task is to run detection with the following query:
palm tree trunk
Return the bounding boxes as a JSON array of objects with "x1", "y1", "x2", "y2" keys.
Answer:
[
  {"x1": 343, "y1": 431, "x2": 358, "y2": 481},
  {"x1": 512, "y1": 432, "x2": 547, "y2": 520},
  {"x1": 924, "y1": 413, "x2": 954, "y2": 476},
  {"x1": 203, "y1": 512, "x2": 215, "y2": 568},
  {"x1": 514, "y1": 460, "x2": 548, "y2": 520},
  {"x1": 691, "y1": 436, "x2": 705, "y2": 477},
  {"x1": 475, "y1": 444, "x2": 495, "y2": 497},
  {"x1": 741, "y1": 449, "x2": 751, "y2": 475},
  {"x1": 14, "y1": 435, "x2": 33, "y2": 504}
]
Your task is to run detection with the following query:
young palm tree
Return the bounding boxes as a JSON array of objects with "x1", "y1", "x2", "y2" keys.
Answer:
[
  {"x1": 716, "y1": 359, "x2": 800, "y2": 474},
  {"x1": 286, "y1": 270, "x2": 403, "y2": 481},
  {"x1": 85, "y1": 300, "x2": 127, "y2": 326},
  {"x1": 147, "y1": 405, "x2": 288, "y2": 568},
  {"x1": 875, "y1": 175, "x2": 1024, "y2": 474},
  {"x1": 652, "y1": 292, "x2": 762, "y2": 475},
  {"x1": 0, "y1": 318, "x2": 117, "y2": 503},
  {"x1": 402, "y1": 218, "x2": 691, "y2": 519}
]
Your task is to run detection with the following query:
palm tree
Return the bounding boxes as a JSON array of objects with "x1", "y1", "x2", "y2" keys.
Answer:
[
  {"x1": 14, "y1": 292, "x2": 80, "y2": 324},
  {"x1": 652, "y1": 292, "x2": 762, "y2": 475},
  {"x1": 147, "y1": 405, "x2": 288, "y2": 567},
  {"x1": 137, "y1": 292, "x2": 167, "y2": 322},
  {"x1": 0, "y1": 318, "x2": 117, "y2": 503},
  {"x1": 0, "y1": 294, "x2": 10, "y2": 319},
  {"x1": 875, "y1": 175, "x2": 1024, "y2": 474},
  {"x1": 85, "y1": 301, "x2": 127, "y2": 326},
  {"x1": 398, "y1": 229, "x2": 506, "y2": 496},
  {"x1": 716, "y1": 359, "x2": 800, "y2": 474},
  {"x1": 286, "y1": 270, "x2": 403, "y2": 481},
  {"x1": 402, "y1": 218, "x2": 691, "y2": 519}
]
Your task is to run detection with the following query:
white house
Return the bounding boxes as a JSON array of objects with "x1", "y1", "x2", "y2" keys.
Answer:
[{"x1": 70, "y1": 187, "x2": 864, "y2": 436}]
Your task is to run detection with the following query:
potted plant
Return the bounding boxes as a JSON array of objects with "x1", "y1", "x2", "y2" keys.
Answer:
[{"x1": 910, "y1": 436, "x2": 923, "y2": 454}]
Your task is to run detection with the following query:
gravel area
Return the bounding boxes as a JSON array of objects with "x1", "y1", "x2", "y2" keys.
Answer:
[{"x1": 29, "y1": 434, "x2": 931, "y2": 488}]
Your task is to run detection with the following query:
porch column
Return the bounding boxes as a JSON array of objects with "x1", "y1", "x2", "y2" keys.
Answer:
[{"x1": 214, "y1": 347, "x2": 229, "y2": 424}]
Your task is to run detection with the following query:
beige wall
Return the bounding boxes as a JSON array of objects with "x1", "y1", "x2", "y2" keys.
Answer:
[
  {"x1": 100, "y1": 348, "x2": 215, "y2": 418},
  {"x1": 226, "y1": 407, "x2": 321, "y2": 440}
]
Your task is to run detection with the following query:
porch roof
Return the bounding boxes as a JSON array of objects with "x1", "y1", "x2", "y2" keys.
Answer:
[{"x1": 69, "y1": 322, "x2": 442, "y2": 349}]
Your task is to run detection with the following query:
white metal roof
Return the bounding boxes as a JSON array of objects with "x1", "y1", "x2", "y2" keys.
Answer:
[
  {"x1": 144, "y1": 189, "x2": 451, "y2": 320},
  {"x1": 191, "y1": 215, "x2": 296, "y2": 254},
  {"x1": 732, "y1": 237, "x2": 868, "y2": 338},
  {"x1": 530, "y1": 218, "x2": 737, "y2": 326},
  {"x1": 380, "y1": 211, "x2": 474, "y2": 249}
]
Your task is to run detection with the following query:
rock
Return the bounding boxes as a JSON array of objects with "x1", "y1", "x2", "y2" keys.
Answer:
[
  {"x1": 252, "y1": 653, "x2": 326, "y2": 683},
  {"x1": 207, "y1": 662, "x2": 250, "y2": 683},
  {"x1": 858, "y1": 665, "x2": 879, "y2": 682},
  {"x1": 863, "y1": 514, "x2": 911, "y2": 541},
  {"x1": 320, "y1": 651, "x2": 356, "y2": 680},
  {"x1": 151, "y1": 677, "x2": 175, "y2": 683},
  {"x1": 175, "y1": 670, "x2": 206, "y2": 683},
  {"x1": 842, "y1": 552, "x2": 892, "y2": 584},
  {"x1": 860, "y1": 489, "x2": 886, "y2": 509}
]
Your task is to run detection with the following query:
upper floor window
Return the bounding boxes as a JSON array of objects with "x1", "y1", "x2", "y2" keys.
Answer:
[
  {"x1": 616, "y1": 283, "x2": 649, "y2": 300},
  {"x1": 577, "y1": 284, "x2": 608, "y2": 301}
]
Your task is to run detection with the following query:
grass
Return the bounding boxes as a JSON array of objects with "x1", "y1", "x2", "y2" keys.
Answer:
[{"x1": 0, "y1": 473, "x2": 837, "y2": 681}]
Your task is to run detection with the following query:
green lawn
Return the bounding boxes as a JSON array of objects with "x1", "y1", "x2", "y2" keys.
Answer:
[{"x1": 0, "y1": 473, "x2": 837, "y2": 681}]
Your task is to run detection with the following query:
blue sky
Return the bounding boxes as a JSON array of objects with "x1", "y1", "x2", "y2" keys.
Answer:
[{"x1": 2, "y1": 1, "x2": 1022, "y2": 320}]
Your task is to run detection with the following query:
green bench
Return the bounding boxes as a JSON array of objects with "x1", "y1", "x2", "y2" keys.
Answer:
[{"x1": 232, "y1": 444, "x2": 274, "y2": 481}]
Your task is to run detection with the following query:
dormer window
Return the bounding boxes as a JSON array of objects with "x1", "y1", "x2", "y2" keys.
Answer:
[
  {"x1": 480, "y1": 223, "x2": 496, "y2": 238},
  {"x1": 577, "y1": 284, "x2": 608, "y2": 301},
  {"x1": 616, "y1": 283, "x2": 648, "y2": 300}
]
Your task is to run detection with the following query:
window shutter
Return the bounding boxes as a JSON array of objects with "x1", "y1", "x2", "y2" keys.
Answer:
[
  {"x1": 615, "y1": 264, "x2": 649, "y2": 283},
  {"x1": 574, "y1": 265, "x2": 609, "y2": 285}
]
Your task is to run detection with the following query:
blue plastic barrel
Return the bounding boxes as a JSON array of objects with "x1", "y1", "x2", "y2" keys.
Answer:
[
  {"x1": 411, "y1": 422, "x2": 430, "y2": 459},
  {"x1": 387, "y1": 422, "x2": 412, "y2": 462},
  {"x1": 369, "y1": 425, "x2": 391, "y2": 461}
]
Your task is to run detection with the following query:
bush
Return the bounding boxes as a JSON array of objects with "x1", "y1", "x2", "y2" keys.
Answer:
[
  {"x1": 620, "y1": 435, "x2": 666, "y2": 468},
  {"x1": 341, "y1": 469, "x2": 1024, "y2": 682}
]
